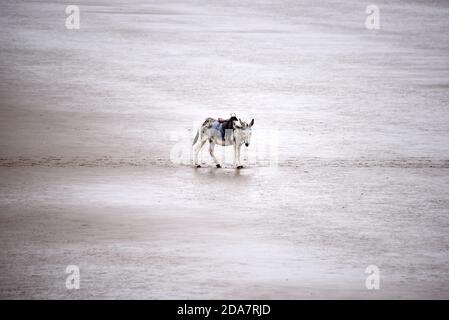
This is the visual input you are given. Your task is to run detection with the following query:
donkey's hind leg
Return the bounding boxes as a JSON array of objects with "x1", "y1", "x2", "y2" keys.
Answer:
[
  {"x1": 208, "y1": 141, "x2": 221, "y2": 168},
  {"x1": 193, "y1": 135, "x2": 207, "y2": 168}
]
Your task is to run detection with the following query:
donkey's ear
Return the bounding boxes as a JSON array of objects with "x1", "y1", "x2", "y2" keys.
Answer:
[
  {"x1": 249, "y1": 119, "x2": 254, "y2": 127},
  {"x1": 239, "y1": 118, "x2": 244, "y2": 126},
  {"x1": 234, "y1": 122, "x2": 242, "y2": 129}
]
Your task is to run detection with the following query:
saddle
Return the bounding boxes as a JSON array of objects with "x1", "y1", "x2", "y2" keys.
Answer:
[{"x1": 212, "y1": 116, "x2": 238, "y2": 141}]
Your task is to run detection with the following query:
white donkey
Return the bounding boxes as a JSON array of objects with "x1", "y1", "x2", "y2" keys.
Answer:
[{"x1": 192, "y1": 116, "x2": 254, "y2": 169}]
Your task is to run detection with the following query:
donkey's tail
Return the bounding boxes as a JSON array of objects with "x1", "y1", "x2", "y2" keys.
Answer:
[
  {"x1": 193, "y1": 118, "x2": 214, "y2": 146},
  {"x1": 192, "y1": 129, "x2": 199, "y2": 145}
]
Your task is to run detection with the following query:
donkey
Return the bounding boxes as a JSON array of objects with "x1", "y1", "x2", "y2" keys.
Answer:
[{"x1": 192, "y1": 116, "x2": 254, "y2": 169}]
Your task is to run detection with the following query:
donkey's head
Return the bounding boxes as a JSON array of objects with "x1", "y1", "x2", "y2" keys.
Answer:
[{"x1": 234, "y1": 118, "x2": 254, "y2": 147}]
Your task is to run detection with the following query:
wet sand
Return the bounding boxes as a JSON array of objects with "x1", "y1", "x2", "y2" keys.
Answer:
[
  {"x1": 1, "y1": 166, "x2": 448, "y2": 299},
  {"x1": 1, "y1": 0, "x2": 449, "y2": 299}
]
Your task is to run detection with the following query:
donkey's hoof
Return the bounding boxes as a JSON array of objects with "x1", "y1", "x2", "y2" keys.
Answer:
[
  {"x1": 196, "y1": 164, "x2": 201, "y2": 168},
  {"x1": 237, "y1": 165, "x2": 243, "y2": 169},
  {"x1": 216, "y1": 164, "x2": 221, "y2": 168}
]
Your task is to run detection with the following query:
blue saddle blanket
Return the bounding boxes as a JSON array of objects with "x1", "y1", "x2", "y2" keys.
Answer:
[{"x1": 211, "y1": 121, "x2": 225, "y2": 139}]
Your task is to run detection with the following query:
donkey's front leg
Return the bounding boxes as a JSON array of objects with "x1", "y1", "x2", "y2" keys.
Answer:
[
  {"x1": 233, "y1": 144, "x2": 238, "y2": 167},
  {"x1": 235, "y1": 144, "x2": 243, "y2": 169},
  {"x1": 209, "y1": 141, "x2": 221, "y2": 168}
]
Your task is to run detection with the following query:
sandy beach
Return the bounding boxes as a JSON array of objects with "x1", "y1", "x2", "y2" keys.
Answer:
[{"x1": 1, "y1": 0, "x2": 448, "y2": 299}]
